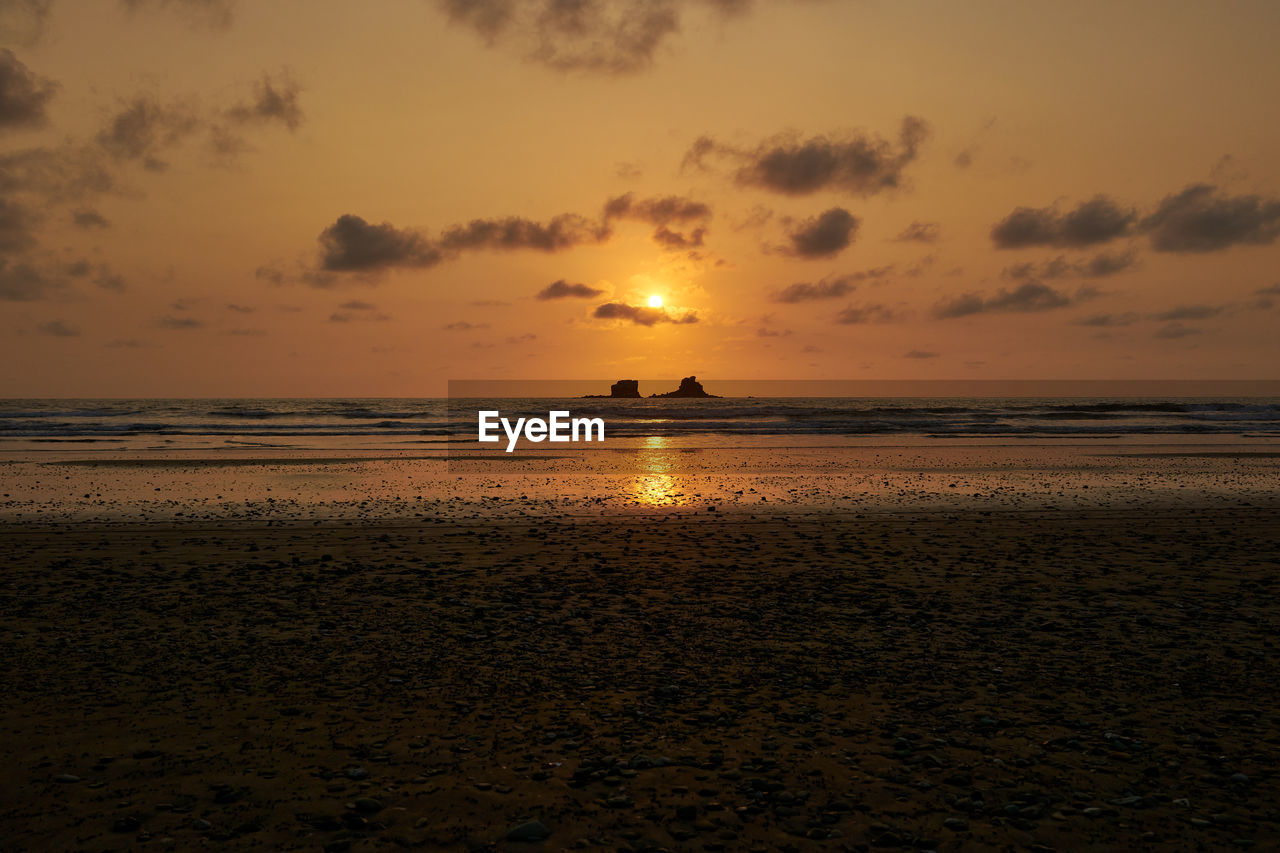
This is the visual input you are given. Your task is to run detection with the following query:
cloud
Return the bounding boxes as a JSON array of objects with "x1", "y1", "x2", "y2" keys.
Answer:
[
  {"x1": 0, "y1": 258, "x2": 61, "y2": 300},
  {"x1": 755, "y1": 326, "x2": 791, "y2": 337},
  {"x1": 96, "y1": 96, "x2": 202, "y2": 171},
  {"x1": 120, "y1": 0, "x2": 237, "y2": 30},
  {"x1": 592, "y1": 301, "x2": 698, "y2": 326},
  {"x1": 990, "y1": 195, "x2": 1137, "y2": 248},
  {"x1": 652, "y1": 225, "x2": 706, "y2": 249},
  {"x1": 603, "y1": 192, "x2": 712, "y2": 248},
  {"x1": 1002, "y1": 249, "x2": 1137, "y2": 281},
  {"x1": 537, "y1": 279, "x2": 604, "y2": 300},
  {"x1": 70, "y1": 208, "x2": 110, "y2": 229},
  {"x1": 226, "y1": 303, "x2": 254, "y2": 313},
  {"x1": 893, "y1": 221, "x2": 939, "y2": 243},
  {"x1": 337, "y1": 300, "x2": 376, "y2": 311},
  {"x1": 37, "y1": 318, "x2": 78, "y2": 336},
  {"x1": 505, "y1": 332, "x2": 537, "y2": 344},
  {"x1": 903, "y1": 349, "x2": 938, "y2": 359},
  {"x1": 318, "y1": 215, "x2": 442, "y2": 272},
  {"x1": 771, "y1": 266, "x2": 891, "y2": 303},
  {"x1": 0, "y1": 49, "x2": 57, "y2": 131},
  {"x1": 157, "y1": 315, "x2": 203, "y2": 329},
  {"x1": 603, "y1": 192, "x2": 710, "y2": 225},
  {"x1": 779, "y1": 207, "x2": 858, "y2": 258},
  {"x1": 685, "y1": 116, "x2": 928, "y2": 197},
  {"x1": 316, "y1": 202, "x2": 626, "y2": 275},
  {"x1": 226, "y1": 73, "x2": 302, "y2": 130},
  {"x1": 933, "y1": 281, "x2": 1093, "y2": 319},
  {"x1": 1072, "y1": 312, "x2": 1137, "y2": 327},
  {"x1": 330, "y1": 310, "x2": 389, "y2": 323},
  {"x1": 435, "y1": 0, "x2": 766, "y2": 75},
  {"x1": 1151, "y1": 304, "x2": 1223, "y2": 321},
  {"x1": 438, "y1": 213, "x2": 608, "y2": 253},
  {"x1": 442, "y1": 320, "x2": 488, "y2": 331},
  {"x1": 1141, "y1": 184, "x2": 1280, "y2": 252},
  {"x1": 835, "y1": 303, "x2": 899, "y2": 324},
  {"x1": 1155, "y1": 323, "x2": 1201, "y2": 339}
]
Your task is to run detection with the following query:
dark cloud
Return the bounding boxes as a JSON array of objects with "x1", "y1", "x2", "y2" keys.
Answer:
[
  {"x1": 652, "y1": 225, "x2": 705, "y2": 249},
  {"x1": 437, "y1": 213, "x2": 609, "y2": 253},
  {"x1": 0, "y1": 49, "x2": 57, "y2": 131},
  {"x1": 592, "y1": 301, "x2": 698, "y2": 326},
  {"x1": 1257, "y1": 284, "x2": 1280, "y2": 296},
  {"x1": 1002, "y1": 249, "x2": 1136, "y2": 281},
  {"x1": 835, "y1": 303, "x2": 898, "y2": 324},
  {"x1": 337, "y1": 300, "x2": 376, "y2": 311},
  {"x1": 442, "y1": 320, "x2": 488, "y2": 331},
  {"x1": 330, "y1": 309, "x2": 389, "y2": 323},
  {"x1": 157, "y1": 315, "x2": 203, "y2": 329},
  {"x1": 254, "y1": 265, "x2": 285, "y2": 285},
  {"x1": 96, "y1": 96, "x2": 201, "y2": 170},
  {"x1": 1151, "y1": 304, "x2": 1223, "y2": 321},
  {"x1": 893, "y1": 221, "x2": 939, "y2": 243},
  {"x1": 505, "y1": 332, "x2": 537, "y2": 344},
  {"x1": 903, "y1": 349, "x2": 938, "y2": 359},
  {"x1": 0, "y1": 258, "x2": 59, "y2": 300},
  {"x1": 991, "y1": 195, "x2": 1137, "y2": 248},
  {"x1": 317, "y1": 205, "x2": 613, "y2": 274},
  {"x1": 71, "y1": 208, "x2": 110, "y2": 229},
  {"x1": 755, "y1": 327, "x2": 791, "y2": 337},
  {"x1": 227, "y1": 73, "x2": 302, "y2": 131},
  {"x1": 1155, "y1": 323, "x2": 1201, "y2": 339},
  {"x1": 685, "y1": 116, "x2": 929, "y2": 196},
  {"x1": 536, "y1": 279, "x2": 604, "y2": 300},
  {"x1": 603, "y1": 192, "x2": 711, "y2": 249},
  {"x1": 435, "y1": 0, "x2": 764, "y2": 75},
  {"x1": 120, "y1": 0, "x2": 237, "y2": 30},
  {"x1": 1141, "y1": 184, "x2": 1280, "y2": 252},
  {"x1": 37, "y1": 318, "x2": 78, "y2": 336},
  {"x1": 319, "y1": 215, "x2": 442, "y2": 272},
  {"x1": 781, "y1": 207, "x2": 858, "y2": 258},
  {"x1": 603, "y1": 192, "x2": 710, "y2": 224},
  {"x1": 1072, "y1": 312, "x2": 1137, "y2": 327},
  {"x1": 771, "y1": 266, "x2": 890, "y2": 303},
  {"x1": 0, "y1": 145, "x2": 114, "y2": 201},
  {"x1": 933, "y1": 281, "x2": 1090, "y2": 319},
  {"x1": 226, "y1": 303, "x2": 254, "y2": 313}
]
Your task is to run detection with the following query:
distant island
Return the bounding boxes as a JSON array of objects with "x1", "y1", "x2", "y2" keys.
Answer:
[{"x1": 584, "y1": 376, "x2": 718, "y2": 398}]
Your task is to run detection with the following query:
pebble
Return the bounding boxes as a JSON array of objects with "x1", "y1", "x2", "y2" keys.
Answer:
[{"x1": 506, "y1": 819, "x2": 550, "y2": 842}]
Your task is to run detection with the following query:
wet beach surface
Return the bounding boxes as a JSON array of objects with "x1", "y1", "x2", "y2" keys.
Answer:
[{"x1": 1, "y1": 445, "x2": 1279, "y2": 850}]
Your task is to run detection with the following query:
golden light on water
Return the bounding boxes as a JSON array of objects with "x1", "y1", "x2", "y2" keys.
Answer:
[{"x1": 630, "y1": 435, "x2": 689, "y2": 507}]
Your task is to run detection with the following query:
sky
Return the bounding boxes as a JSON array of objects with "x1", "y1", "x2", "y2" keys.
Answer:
[{"x1": 1, "y1": 0, "x2": 1279, "y2": 397}]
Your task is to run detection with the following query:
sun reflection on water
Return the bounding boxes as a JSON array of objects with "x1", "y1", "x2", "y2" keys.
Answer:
[{"x1": 630, "y1": 436, "x2": 690, "y2": 507}]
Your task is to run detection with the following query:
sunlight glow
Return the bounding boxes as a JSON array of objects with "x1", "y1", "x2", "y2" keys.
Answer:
[{"x1": 647, "y1": 294, "x2": 663, "y2": 308}]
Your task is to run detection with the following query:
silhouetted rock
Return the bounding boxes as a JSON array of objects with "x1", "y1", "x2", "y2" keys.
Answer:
[
  {"x1": 584, "y1": 379, "x2": 642, "y2": 398},
  {"x1": 610, "y1": 380, "x2": 640, "y2": 398},
  {"x1": 651, "y1": 376, "x2": 717, "y2": 398}
]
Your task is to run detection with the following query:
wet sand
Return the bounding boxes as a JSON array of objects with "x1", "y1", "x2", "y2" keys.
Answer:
[{"x1": 1, "y1": 445, "x2": 1278, "y2": 850}]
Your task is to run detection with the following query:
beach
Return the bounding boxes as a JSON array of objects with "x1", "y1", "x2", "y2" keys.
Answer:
[{"x1": 2, "y1": 442, "x2": 1278, "y2": 851}]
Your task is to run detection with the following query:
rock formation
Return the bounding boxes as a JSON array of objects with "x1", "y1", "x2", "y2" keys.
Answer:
[{"x1": 650, "y1": 376, "x2": 717, "y2": 398}]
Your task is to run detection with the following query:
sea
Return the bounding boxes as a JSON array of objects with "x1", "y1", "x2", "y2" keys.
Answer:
[{"x1": 3, "y1": 396, "x2": 1280, "y2": 450}]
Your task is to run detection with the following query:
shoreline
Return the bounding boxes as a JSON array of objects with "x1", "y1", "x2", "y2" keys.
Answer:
[{"x1": 2, "y1": 506, "x2": 1277, "y2": 850}]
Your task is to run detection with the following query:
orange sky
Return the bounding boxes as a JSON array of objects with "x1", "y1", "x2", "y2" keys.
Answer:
[{"x1": 2, "y1": 0, "x2": 1279, "y2": 396}]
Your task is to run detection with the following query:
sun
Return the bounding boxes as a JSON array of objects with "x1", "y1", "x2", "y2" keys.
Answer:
[{"x1": 647, "y1": 294, "x2": 663, "y2": 308}]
